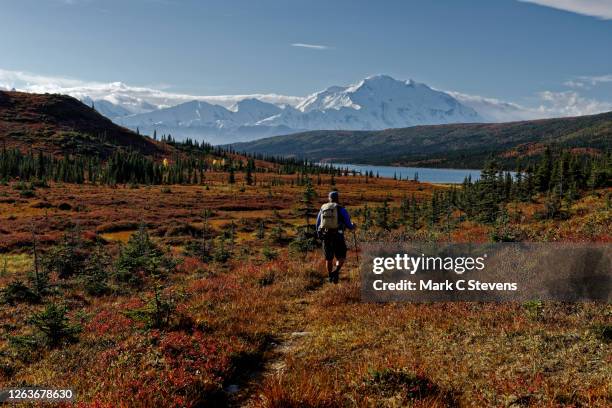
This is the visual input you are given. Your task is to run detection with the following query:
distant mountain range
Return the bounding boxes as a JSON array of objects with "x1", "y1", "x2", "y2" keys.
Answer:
[
  {"x1": 89, "y1": 75, "x2": 493, "y2": 144},
  {"x1": 2, "y1": 90, "x2": 609, "y2": 172},
  {"x1": 231, "y1": 111, "x2": 612, "y2": 169}
]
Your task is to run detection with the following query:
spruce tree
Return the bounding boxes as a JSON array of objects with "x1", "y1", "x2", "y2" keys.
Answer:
[
  {"x1": 477, "y1": 159, "x2": 501, "y2": 223},
  {"x1": 376, "y1": 199, "x2": 390, "y2": 230}
]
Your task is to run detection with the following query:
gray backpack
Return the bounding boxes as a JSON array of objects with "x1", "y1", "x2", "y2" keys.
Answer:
[{"x1": 319, "y1": 202, "x2": 339, "y2": 230}]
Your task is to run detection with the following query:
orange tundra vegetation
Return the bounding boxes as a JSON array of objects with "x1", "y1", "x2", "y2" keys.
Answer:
[{"x1": 0, "y1": 170, "x2": 610, "y2": 407}]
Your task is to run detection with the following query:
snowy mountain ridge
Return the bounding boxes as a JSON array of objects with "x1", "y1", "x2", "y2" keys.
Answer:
[{"x1": 103, "y1": 75, "x2": 485, "y2": 144}]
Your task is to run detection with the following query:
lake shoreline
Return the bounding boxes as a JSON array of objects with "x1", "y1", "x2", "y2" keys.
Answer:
[{"x1": 321, "y1": 162, "x2": 483, "y2": 183}]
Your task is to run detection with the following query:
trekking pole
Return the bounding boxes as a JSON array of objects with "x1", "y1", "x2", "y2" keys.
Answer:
[{"x1": 353, "y1": 229, "x2": 359, "y2": 262}]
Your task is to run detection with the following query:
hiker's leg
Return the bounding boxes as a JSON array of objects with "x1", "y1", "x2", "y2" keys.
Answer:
[
  {"x1": 327, "y1": 258, "x2": 336, "y2": 283},
  {"x1": 330, "y1": 235, "x2": 348, "y2": 283},
  {"x1": 329, "y1": 258, "x2": 344, "y2": 284},
  {"x1": 323, "y1": 237, "x2": 335, "y2": 279},
  {"x1": 334, "y1": 235, "x2": 348, "y2": 271},
  {"x1": 333, "y1": 258, "x2": 345, "y2": 275}
]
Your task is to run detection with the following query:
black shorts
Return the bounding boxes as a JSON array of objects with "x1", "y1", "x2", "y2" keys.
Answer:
[{"x1": 322, "y1": 231, "x2": 347, "y2": 261}]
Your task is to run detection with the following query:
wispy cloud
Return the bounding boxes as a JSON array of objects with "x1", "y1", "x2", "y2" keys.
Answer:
[
  {"x1": 59, "y1": 0, "x2": 92, "y2": 5},
  {"x1": 536, "y1": 90, "x2": 612, "y2": 116},
  {"x1": 291, "y1": 43, "x2": 330, "y2": 50},
  {"x1": 518, "y1": 0, "x2": 612, "y2": 20},
  {"x1": 564, "y1": 73, "x2": 612, "y2": 89},
  {"x1": 448, "y1": 88, "x2": 611, "y2": 121},
  {"x1": 580, "y1": 74, "x2": 612, "y2": 84},
  {"x1": 447, "y1": 91, "x2": 542, "y2": 122}
]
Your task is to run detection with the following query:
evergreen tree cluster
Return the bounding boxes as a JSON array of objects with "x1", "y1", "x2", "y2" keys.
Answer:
[
  {"x1": 0, "y1": 136, "x2": 348, "y2": 185},
  {"x1": 354, "y1": 149, "x2": 611, "y2": 233},
  {"x1": 443, "y1": 149, "x2": 610, "y2": 224}
]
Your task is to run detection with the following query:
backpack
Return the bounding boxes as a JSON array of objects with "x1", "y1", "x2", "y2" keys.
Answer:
[{"x1": 319, "y1": 202, "x2": 339, "y2": 230}]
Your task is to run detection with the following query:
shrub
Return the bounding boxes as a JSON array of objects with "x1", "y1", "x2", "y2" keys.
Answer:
[
  {"x1": 125, "y1": 286, "x2": 176, "y2": 329},
  {"x1": 255, "y1": 220, "x2": 265, "y2": 239},
  {"x1": 57, "y1": 202, "x2": 72, "y2": 211},
  {"x1": 165, "y1": 222, "x2": 201, "y2": 238},
  {"x1": 212, "y1": 239, "x2": 230, "y2": 263},
  {"x1": 81, "y1": 244, "x2": 111, "y2": 296},
  {"x1": 30, "y1": 179, "x2": 49, "y2": 188},
  {"x1": 30, "y1": 200, "x2": 54, "y2": 209},
  {"x1": 0, "y1": 256, "x2": 7, "y2": 277},
  {"x1": 29, "y1": 303, "x2": 81, "y2": 347},
  {"x1": 184, "y1": 239, "x2": 212, "y2": 262},
  {"x1": 490, "y1": 217, "x2": 526, "y2": 242},
  {"x1": 262, "y1": 244, "x2": 278, "y2": 261},
  {"x1": 114, "y1": 226, "x2": 177, "y2": 285},
  {"x1": 269, "y1": 223, "x2": 285, "y2": 244},
  {"x1": 258, "y1": 269, "x2": 276, "y2": 287},
  {"x1": 289, "y1": 226, "x2": 318, "y2": 254},
  {"x1": 523, "y1": 300, "x2": 544, "y2": 320},
  {"x1": 28, "y1": 264, "x2": 50, "y2": 297},
  {"x1": 13, "y1": 181, "x2": 28, "y2": 191},
  {"x1": 592, "y1": 324, "x2": 612, "y2": 343},
  {"x1": 364, "y1": 368, "x2": 441, "y2": 400},
  {"x1": 534, "y1": 193, "x2": 569, "y2": 220},
  {"x1": 301, "y1": 268, "x2": 326, "y2": 291},
  {"x1": 42, "y1": 233, "x2": 87, "y2": 278},
  {"x1": 8, "y1": 335, "x2": 40, "y2": 363},
  {"x1": 19, "y1": 189, "x2": 36, "y2": 198},
  {"x1": 1, "y1": 280, "x2": 40, "y2": 304}
]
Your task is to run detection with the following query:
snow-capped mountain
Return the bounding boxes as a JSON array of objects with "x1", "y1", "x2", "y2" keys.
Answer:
[
  {"x1": 228, "y1": 98, "x2": 283, "y2": 123},
  {"x1": 299, "y1": 75, "x2": 478, "y2": 119},
  {"x1": 82, "y1": 97, "x2": 133, "y2": 119},
  {"x1": 114, "y1": 98, "x2": 290, "y2": 144},
  {"x1": 110, "y1": 75, "x2": 483, "y2": 144},
  {"x1": 79, "y1": 86, "x2": 159, "y2": 116},
  {"x1": 119, "y1": 100, "x2": 235, "y2": 128},
  {"x1": 261, "y1": 75, "x2": 481, "y2": 130}
]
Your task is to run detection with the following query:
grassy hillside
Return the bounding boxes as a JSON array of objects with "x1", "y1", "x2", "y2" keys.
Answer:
[
  {"x1": 0, "y1": 91, "x2": 167, "y2": 158},
  {"x1": 1, "y1": 173, "x2": 610, "y2": 406},
  {"x1": 233, "y1": 111, "x2": 612, "y2": 169},
  {"x1": 0, "y1": 91, "x2": 297, "y2": 184}
]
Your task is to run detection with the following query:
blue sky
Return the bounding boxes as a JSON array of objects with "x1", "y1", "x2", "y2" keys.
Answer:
[{"x1": 1, "y1": 0, "x2": 611, "y2": 117}]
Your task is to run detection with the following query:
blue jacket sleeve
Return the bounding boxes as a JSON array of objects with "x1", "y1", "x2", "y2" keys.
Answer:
[
  {"x1": 316, "y1": 210, "x2": 322, "y2": 230},
  {"x1": 339, "y1": 207, "x2": 355, "y2": 230}
]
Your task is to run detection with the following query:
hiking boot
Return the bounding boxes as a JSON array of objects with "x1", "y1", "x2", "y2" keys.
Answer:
[
  {"x1": 330, "y1": 270, "x2": 339, "y2": 284},
  {"x1": 327, "y1": 271, "x2": 336, "y2": 283}
]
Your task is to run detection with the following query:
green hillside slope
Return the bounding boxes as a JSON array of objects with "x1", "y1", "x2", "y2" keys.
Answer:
[{"x1": 233, "y1": 112, "x2": 612, "y2": 168}]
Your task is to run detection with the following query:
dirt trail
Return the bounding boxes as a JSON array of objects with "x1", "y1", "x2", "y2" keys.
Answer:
[
  {"x1": 228, "y1": 258, "x2": 360, "y2": 407},
  {"x1": 227, "y1": 288, "x2": 317, "y2": 407}
]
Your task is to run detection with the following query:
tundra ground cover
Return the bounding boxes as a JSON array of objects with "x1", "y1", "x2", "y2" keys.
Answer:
[{"x1": 0, "y1": 172, "x2": 610, "y2": 407}]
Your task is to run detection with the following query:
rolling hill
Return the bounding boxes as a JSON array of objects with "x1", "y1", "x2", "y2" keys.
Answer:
[
  {"x1": 0, "y1": 90, "x2": 167, "y2": 158},
  {"x1": 232, "y1": 111, "x2": 612, "y2": 169}
]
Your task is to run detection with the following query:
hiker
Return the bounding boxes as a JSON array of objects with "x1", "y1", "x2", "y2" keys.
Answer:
[{"x1": 316, "y1": 191, "x2": 356, "y2": 284}]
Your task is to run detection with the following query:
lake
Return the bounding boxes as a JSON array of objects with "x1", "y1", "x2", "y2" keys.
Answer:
[{"x1": 327, "y1": 163, "x2": 481, "y2": 183}]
